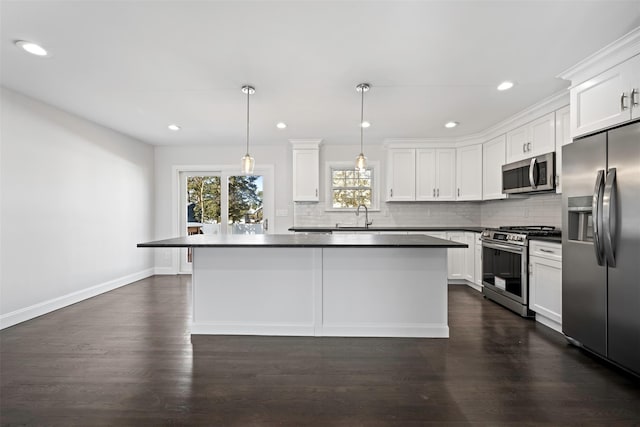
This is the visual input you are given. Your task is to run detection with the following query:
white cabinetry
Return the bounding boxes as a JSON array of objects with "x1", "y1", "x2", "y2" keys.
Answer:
[
  {"x1": 506, "y1": 112, "x2": 556, "y2": 163},
  {"x1": 456, "y1": 144, "x2": 483, "y2": 201},
  {"x1": 387, "y1": 149, "x2": 416, "y2": 201},
  {"x1": 445, "y1": 232, "x2": 465, "y2": 280},
  {"x1": 387, "y1": 148, "x2": 455, "y2": 201},
  {"x1": 569, "y1": 54, "x2": 640, "y2": 138},
  {"x1": 291, "y1": 140, "x2": 321, "y2": 202},
  {"x1": 529, "y1": 240, "x2": 562, "y2": 333},
  {"x1": 424, "y1": 231, "x2": 481, "y2": 290},
  {"x1": 474, "y1": 233, "x2": 482, "y2": 289},
  {"x1": 554, "y1": 105, "x2": 571, "y2": 193},
  {"x1": 482, "y1": 135, "x2": 507, "y2": 200}
]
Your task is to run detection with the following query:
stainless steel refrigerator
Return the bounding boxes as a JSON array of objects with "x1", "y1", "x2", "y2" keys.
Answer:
[{"x1": 562, "y1": 120, "x2": 640, "y2": 376}]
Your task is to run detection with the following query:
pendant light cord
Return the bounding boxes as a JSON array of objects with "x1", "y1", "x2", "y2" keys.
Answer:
[
  {"x1": 360, "y1": 87, "x2": 364, "y2": 154},
  {"x1": 246, "y1": 88, "x2": 250, "y2": 155}
]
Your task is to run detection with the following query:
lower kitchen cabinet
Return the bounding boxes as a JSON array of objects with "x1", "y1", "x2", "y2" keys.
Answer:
[
  {"x1": 425, "y1": 231, "x2": 480, "y2": 289},
  {"x1": 529, "y1": 240, "x2": 562, "y2": 333},
  {"x1": 474, "y1": 233, "x2": 482, "y2": 290}
]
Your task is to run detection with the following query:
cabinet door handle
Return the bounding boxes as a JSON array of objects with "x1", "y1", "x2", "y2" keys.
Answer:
[
  {"x1": 390, "y1": 189, "x2": 393, "y2": 197},
  {"x1": 620, "y1": 92, "x2": 628, "y2": 111},
  {"x1": 457, "y1": 188, "x2": 460, "y2": 197},
  {"x1": 315, "y1": 188, "x2": 318, "y2": 197},
  {"x1": 632, "y1": 88, "x2": 639, "y2": 107},
  {"x1": 433, "y1": 188, "x2": 435, "y2": 197},
  {"x1": 522, "y1": 143, "x2": 526, "y2": 153},
  {"x1": 527, "y1": 142, "x2": 531, "y2": 152},
  {"x1": 437, "y1": 188, "x2": 440, "y2": 197}
]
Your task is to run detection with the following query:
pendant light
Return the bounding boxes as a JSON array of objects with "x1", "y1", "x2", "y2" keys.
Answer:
[
  {"x1": 355, "y1": 83, "x2": 370, "y2": 172},
  {"x1": 241, "y1": 85, "x2": 255, "y2": 174}
]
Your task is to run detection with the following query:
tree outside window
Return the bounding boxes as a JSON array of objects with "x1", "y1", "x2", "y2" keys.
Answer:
[{"x1": 331, "y1": 168, "x2": 372, "y2": 208}]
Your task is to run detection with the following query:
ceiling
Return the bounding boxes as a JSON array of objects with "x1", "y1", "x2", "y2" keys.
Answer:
[{"x1": 2, "y1": 1, "x2": 640, "y2": 147}]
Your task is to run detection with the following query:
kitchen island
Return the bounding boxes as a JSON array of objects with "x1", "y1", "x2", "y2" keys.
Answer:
[{"x1": 138, "y1": 234, "x2": 466, "y2": 338}]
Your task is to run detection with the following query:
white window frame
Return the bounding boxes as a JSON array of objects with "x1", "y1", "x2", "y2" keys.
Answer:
[{"x1": 324, "y1": 161, "x2": 380, "y2": 211}]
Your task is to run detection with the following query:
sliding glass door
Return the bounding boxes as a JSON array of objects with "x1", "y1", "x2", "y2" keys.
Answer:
[{"x1": 179, "y1": 169, "x2": 270, "y2": 273}]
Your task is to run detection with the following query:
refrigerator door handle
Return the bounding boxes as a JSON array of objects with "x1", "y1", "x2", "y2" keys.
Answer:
[
  {"x1": 592, "y1": 170, "x2": 605, "y2": 266},
  {"x1": 603, "y1": 168, "x2": 617, "y2": 267},
  {"x1": 529, "y1": 158, "x2": 537, "y2": 189}
]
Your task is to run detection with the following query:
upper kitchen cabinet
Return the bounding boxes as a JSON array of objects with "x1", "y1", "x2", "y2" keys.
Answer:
[
  {"x1": 554, "y1": 105, "x2": 571, "y2": 193},
  {"x1": 559, "y1": 29, "x2": 640, "y2": 138},
  {"x1": 455, "y1": 144, "x2": 482, "y2": 201},
  {"x1": 506, "y1": 112, "x2": 556, "y2": 163},
  {"x1": 569, "y1": 54, "x2": 640, "y2": 138},
  {"x1": 291, "y1": 139, "x2": 322, "y2": 202},
  {"x1": 482, "y1": 134, "x2": 507, "y2": 200},
  {"x1": 416, "y1": 148, "x2": 456, "y2": 201},
  {"x1": 387, "y1": 148, "x2": 456, "y2": 201},
  {"x1": 386, "y1": 148, "x2": 416, "y2": 201}
]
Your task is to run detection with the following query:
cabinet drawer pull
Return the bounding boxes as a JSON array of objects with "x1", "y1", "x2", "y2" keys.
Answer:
[
  {"x1": 621, "y1": 92, "x2": 628, "y2": 111},
  {"x1": 539, "y1": 248, "x2": 555, "y2": 254},
  {"x1": 632, "y1": 88, "x2": 639, "y2": 107}
]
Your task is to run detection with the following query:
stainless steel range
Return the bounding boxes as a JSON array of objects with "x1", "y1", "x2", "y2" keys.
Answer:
[{"x1": 481, "y1": 226, "x2": 561, "y2": 317}]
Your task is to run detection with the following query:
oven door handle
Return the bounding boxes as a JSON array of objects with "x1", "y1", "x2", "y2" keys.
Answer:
[{"x1": 482, "y1": 241, "x2": 524, "y2": 253}]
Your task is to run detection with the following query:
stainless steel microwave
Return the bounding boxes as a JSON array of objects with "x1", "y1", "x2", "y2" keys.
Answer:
[{"x1": 502, "y1": 152, "x2": 556, "y2": 194}]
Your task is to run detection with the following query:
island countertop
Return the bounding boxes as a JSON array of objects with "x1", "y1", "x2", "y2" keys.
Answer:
[
  {"x1": 288, "y1": 226, "x2": 485, "y2": 233},
  {"x1": 138, "y1": 233, "x2": 468, "y2": 248}
]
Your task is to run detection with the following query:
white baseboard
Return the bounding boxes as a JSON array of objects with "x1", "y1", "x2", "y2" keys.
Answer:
[
  {"x1": 535, "y1": 314, "x2": 563, "y2": 334},
  {"x1": 320, "y1": 323, "x2": 449, "y2": 338},
  {"x1": 0, "y1": 268, "x2": 154, "y2": 330},
  {"x1": 191, "y1": 322, "x2": 315, "y2": 336},
  {"x1": 190, "y1": 322, "x2": 449, "y2": 338}
]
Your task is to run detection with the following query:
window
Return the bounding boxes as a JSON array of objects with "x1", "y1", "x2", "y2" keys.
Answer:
[{"x1": 327, "y1": 161, "x2": 379, "y2": 210}]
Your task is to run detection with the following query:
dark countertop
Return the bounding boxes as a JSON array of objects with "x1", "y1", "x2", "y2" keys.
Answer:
[
  {"x1": 138, "y1": 233, "x2": 468, "y2": 249},
  {"x1": 288, "y1": 226, "x2": 485, "y2": 233}
]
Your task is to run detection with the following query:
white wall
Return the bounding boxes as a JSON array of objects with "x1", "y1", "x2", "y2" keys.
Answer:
[{"x1": 0, "y1": 88, "x2": 155, "y2": 328}]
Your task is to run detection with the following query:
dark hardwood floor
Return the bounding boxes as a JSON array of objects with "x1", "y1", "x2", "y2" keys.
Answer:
[{"x1": 1, "y1": 276, "x2": 639, "y2": 426}]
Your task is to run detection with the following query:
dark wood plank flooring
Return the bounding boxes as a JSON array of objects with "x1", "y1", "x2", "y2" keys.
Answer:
[{"x1": 1, "y1": 276, "x2": 639, "y2": 426}]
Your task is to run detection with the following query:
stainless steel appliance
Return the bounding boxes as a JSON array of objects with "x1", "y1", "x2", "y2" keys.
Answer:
[
  {"x1": 481, "y1": 226, "x2": 561, "y2": 317},
  {"x1": 502, "y1": 152, "x2": 556, "y2": 194},
  {"x1": 562, "y1": 120, "x2": 640, "y2": 376}
]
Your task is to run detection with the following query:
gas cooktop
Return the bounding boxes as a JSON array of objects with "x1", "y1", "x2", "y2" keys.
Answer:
[{"x1": 481, "y1": 226, "x2": 561, "y2": 245}]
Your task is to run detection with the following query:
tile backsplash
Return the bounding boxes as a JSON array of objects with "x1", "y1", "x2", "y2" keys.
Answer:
[{"x1": 293, "y1": 193, "x2": 561, "y2": 229}]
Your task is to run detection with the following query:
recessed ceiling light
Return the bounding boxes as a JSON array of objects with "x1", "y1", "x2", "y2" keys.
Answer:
[
  {"x1": 444, "y1": 121, "x2": 458, "y2": 128},
  {"x1": 15, "y1": 40, "x2": 49, "y2": 57},
  {"x1": 168, "y1": 124, "x2": 181, "y2": 131},
  {"x1": 361, "y1": 121, "x2": 371, "y2": 128},
  {"x1": 276, "y1": 122, "x2": 287, "y2": 129},
  {"x1": 497, "y1": 81, "x2": 514, "y2": 91}
]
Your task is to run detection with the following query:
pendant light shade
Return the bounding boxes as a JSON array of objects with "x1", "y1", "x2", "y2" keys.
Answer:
[
  {"x1": 355, "y1": 83, "x2": 370, "y2": 172},
  {"x1": 241, "y1": 85, "x2": 255, "y2": 174}
]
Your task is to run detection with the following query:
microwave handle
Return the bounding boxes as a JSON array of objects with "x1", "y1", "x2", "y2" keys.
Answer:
[
  {"x1": 603, "y1": 168, "x2": 617, "y2": 267},
  {"x1": 529, "y1": 158, "x2": 537, "y2": 189},
  {"x1": 592, "y1": 170, "x2": 605, "y2": 266}
]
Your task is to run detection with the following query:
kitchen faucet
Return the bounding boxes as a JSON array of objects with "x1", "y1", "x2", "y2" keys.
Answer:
[{"x1": 355, "y1": 204, "x2": 373, "y2": 229}]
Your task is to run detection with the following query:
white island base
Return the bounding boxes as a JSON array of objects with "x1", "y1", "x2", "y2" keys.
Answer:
[{"x1": 191, "y1": 247, "x2": 448, "y2": 338}]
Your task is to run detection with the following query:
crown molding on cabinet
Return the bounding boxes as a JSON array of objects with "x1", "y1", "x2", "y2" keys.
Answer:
[
  {"x1": 289, "y1": 138, "x2": 323, "y2": 149},
  {"x1": 558, "y1": 26, "x2": 640, "y2": 87}
]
